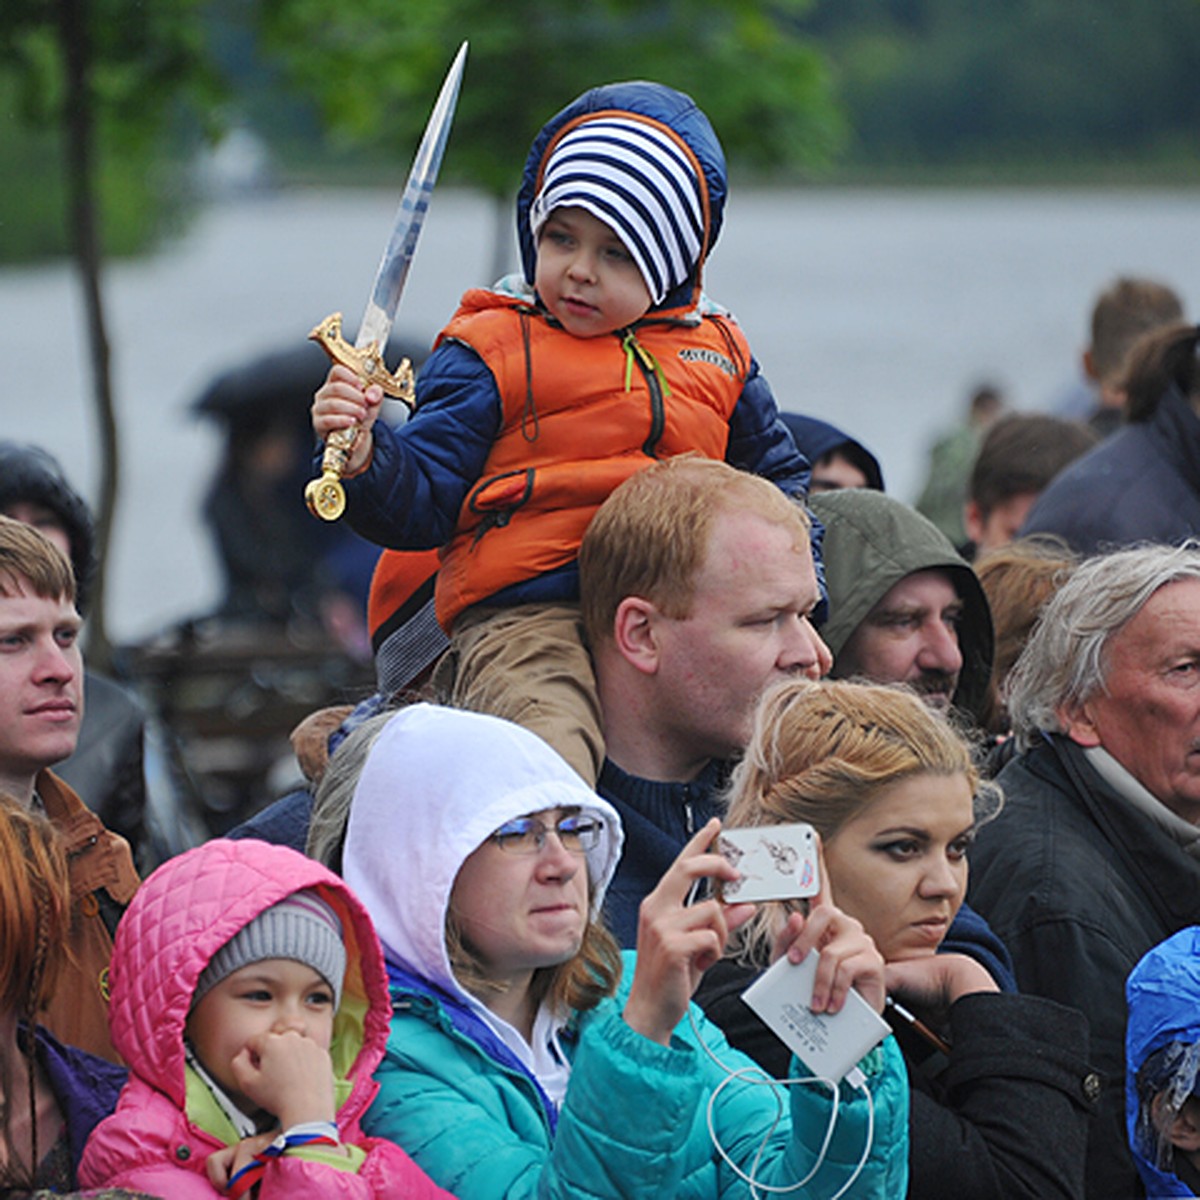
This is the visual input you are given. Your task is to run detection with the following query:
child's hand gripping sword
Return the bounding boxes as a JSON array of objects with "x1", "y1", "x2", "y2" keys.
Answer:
[{"x1": 305, "y1": 41, "x2": 468, "y2": 521}]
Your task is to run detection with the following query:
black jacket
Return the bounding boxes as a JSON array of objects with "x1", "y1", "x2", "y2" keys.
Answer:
[
  {"x1": 968, "y1": 734, "x2": 1200, "y2": 1200},
  {"x1": 1021, "y1": 385, "x2": 1200, "y2": 555},
  {"x1": 696, "y1": 958, "x2": 1093, "y2": 1200}
]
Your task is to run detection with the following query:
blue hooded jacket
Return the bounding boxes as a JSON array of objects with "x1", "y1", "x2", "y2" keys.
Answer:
[
  {"x1": 778, "y1": 414, "x2": 885, "y2": 492},
  {"x1": 1126, "y1": 926, "x2": 1200, "y2": 1197}
]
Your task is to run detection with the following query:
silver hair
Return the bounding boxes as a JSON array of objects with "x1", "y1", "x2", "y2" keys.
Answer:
[
  {"x1": 1008, "y1": 540, "x2": 1200, "y2": 749},
  {"x1": 307, "y1": 710, "x2": 396, "y2": 869}
]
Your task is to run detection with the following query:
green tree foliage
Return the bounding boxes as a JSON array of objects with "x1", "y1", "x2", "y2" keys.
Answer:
[
  {"x1": 800, "y1": 0, "x2": 1200, "y2": 167},
  {"x1": 258, "y1": 0, "x2": 845, "y2": 198},
  {"x1": 0, "y1": 0, "x2": 224, "y2": 260}
]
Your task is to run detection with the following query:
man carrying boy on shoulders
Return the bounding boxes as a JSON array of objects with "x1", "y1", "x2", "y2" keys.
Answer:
[{"x1": 312, "y1": 81, "x2": 813, "y2": 785}]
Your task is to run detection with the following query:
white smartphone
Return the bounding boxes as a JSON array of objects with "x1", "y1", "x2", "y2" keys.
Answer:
[{"x1": 716, "y1": 823, "x2": 819, "y2": 904}]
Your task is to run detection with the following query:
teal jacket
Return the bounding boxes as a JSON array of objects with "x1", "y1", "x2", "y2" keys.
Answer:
[
  {"x1": 365, "y1": 954, "x2": 909, "y2": 1199},
  {"x1": 343, "y1": 704, "x2": 909, "y2": 1198}
]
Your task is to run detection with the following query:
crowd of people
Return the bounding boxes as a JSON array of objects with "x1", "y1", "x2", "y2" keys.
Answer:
[{"x1": 3, "y1": 76, "x2": 1200, "y2": 1200}]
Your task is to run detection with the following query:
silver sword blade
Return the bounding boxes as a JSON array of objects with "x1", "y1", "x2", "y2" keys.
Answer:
[{"x1": 355, "y1": 40, "x2": 468, "y2": 354}]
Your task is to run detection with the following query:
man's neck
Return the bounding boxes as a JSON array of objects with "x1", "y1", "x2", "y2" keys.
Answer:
[
  {"x1": 604, "y1": 741, "x2": 710, "y2": 784},
  {"x1": 0, "y1": 768, "x2": 37, "y2": 810},
  {"x1": 596, "y1": 662, "x2": 714, "y2": 782},
  {"x1": 600, "y1": 702, "x2": 710, "y2": 783}
]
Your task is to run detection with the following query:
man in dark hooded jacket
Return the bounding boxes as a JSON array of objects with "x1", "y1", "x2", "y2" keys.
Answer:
[{"x1": 778, "y1": 413, "x2": 885, "y2": 494}]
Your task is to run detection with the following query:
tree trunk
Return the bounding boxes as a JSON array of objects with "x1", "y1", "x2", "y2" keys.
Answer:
[{"x1": 58, "y1": 0, "x2": 118, "y2": 672}]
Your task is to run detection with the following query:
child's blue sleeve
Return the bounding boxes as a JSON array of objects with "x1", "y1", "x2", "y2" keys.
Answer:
[
  {"x1": 339, "y1": 340, "x2": 502, "y2": 549},
  {"x1": 724, "y1": 358, "x2": 827, "y2": 616},
  {"x1": 725, "y1": 359, "x2": 812, "y2": 498}
]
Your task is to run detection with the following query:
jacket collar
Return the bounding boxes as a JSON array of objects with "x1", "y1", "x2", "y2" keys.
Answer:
[
  {"x1": 1043, "y1": 734, "x2": 1200, "y2": 927},
  {"x1": 385, "y1": 961, "x2": 560, "y2": 1135}
]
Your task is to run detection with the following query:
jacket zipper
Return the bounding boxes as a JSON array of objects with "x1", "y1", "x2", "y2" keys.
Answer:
[{"x1": 620, "y1": 330, "x2": 666, "y2": 455}]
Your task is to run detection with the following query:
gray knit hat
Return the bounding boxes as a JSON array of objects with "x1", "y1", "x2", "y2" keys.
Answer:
[
  {"x1": 193, "y1": 889, "x2": 346, "y2": 1010},
  {"x1": 530, "y1": 114, "x2": 705, "y2": 305}
]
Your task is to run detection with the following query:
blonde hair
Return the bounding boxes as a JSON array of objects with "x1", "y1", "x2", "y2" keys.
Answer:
[
  {"x1": 579, "y1": 455, "x2": 809, "y2": 648},
  {"x1": 724, "y1": 679, "x2": 999, "y2": 966}
]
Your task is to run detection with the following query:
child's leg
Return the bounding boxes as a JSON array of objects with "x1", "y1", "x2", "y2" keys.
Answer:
[{"x1": 433, "y1": 603, "x2": 604, "y2": 784}]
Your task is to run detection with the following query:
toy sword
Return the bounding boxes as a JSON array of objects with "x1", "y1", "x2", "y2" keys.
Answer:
[{"x1": 305, "y1": 40, "x2": 468, "y2": 521}]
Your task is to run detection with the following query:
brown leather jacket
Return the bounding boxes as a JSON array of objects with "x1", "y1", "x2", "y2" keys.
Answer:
[{"x1": 37, "y1": 769, "x2": 140, "y2": 1063}]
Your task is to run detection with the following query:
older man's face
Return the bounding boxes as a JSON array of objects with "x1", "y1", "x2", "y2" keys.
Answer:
[{"x1": 1062, "y1": 578, "x2": 1200, "y2": 822}]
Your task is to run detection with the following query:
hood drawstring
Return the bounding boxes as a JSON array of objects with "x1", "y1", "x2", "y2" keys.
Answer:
[{"x1": 621, "y1": 330, "x2": 671, "y2": 399}]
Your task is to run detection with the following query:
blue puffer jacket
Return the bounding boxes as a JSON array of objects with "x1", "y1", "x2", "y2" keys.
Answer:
[
  {"x1": 340, "y1": 81, "x2": 820, "y2": 620},
  {"x1": 366, "y1": 957, "x2": 909, "y2": 1200},
  {"x1": 1126, "y1": 926, "x2": 1200, "y2": 1197}
]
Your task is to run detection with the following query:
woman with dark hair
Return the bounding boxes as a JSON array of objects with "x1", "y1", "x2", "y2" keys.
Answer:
[{"x1": 324, "y1": 703, "x2": 910, "y2": 1199}]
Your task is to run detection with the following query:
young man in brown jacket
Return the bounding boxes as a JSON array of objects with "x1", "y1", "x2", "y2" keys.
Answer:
[{"x1": 0, "y1": 515, "x2": 139, "y2": 1062}]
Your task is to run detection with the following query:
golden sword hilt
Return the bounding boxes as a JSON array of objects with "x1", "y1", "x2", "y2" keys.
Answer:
[{"x1": 305, "y1": 312, "x2": 416, "y2": 521}]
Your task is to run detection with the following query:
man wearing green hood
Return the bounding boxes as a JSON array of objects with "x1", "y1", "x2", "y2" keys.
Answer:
[{"x1": 811, "y1": 488, "x2": 994, "y2": 728}]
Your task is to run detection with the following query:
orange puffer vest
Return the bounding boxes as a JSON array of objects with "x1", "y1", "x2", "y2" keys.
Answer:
[{"x1": 433, "y1": 289, "x2": 750, "y2": 629}]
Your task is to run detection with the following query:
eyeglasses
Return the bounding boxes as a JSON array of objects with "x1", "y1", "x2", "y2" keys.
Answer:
[{"x1": 489, "y1": 813, "x2": 603, "y2": 856}]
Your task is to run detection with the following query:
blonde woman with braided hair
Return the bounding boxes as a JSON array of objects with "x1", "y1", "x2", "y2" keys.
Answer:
[
  {"x1": 0, "y1": 793, "x2": 130, "y2": 1195},
  {"x1": 695, "y1": 679, "x2": 1096, "y2": 1200}
]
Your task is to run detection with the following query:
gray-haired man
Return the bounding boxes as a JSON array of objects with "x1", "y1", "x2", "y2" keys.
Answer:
[{"x1": 969, "y1": 541, "x2": 1200, "y2": 1200}]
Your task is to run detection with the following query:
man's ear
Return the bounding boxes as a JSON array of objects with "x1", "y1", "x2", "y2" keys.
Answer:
[
  {"x1": 1056, "y1": 698, "x2": 1103, "y2": 748},
  {"x1": 612, "y1": 596, "x2": 661, "y2": 676}
]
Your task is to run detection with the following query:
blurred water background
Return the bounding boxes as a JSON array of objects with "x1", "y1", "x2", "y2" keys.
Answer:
[{"x1": 4, "y1": 182, "x2": 1199, "y2": 644}]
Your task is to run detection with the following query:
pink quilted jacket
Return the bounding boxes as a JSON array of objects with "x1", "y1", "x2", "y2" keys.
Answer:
[{"x1": 79, "y1": 838, "x2": 455, "y2": 1199}]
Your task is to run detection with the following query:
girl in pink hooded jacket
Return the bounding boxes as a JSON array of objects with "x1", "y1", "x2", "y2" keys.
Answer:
[{"x1": 80, "y1": 838, "x2": 455, "y2": 1199}]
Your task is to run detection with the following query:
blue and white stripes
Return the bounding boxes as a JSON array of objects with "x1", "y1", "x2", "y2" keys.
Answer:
[{"x1": 530, "y1": 115, "x2": 706, "y2": 305}]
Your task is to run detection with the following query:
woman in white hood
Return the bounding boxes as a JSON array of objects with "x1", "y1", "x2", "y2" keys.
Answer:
[{"x1": 332, "y1": 703, "x2": 909, "y2": 1198}]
